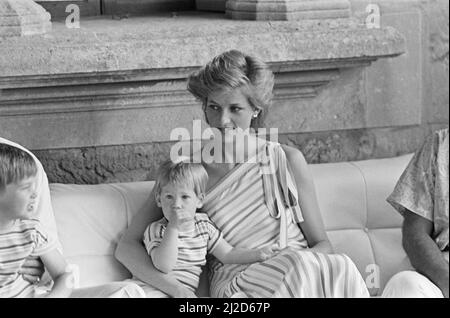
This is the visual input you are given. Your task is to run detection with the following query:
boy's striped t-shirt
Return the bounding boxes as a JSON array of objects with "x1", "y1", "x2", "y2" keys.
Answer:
[
  {"x1": 0, "y1": 219, "x2": 57, "y2": 298},
  {"x1": 143, "y1": 213, "x2": 222, "y2": 291}
]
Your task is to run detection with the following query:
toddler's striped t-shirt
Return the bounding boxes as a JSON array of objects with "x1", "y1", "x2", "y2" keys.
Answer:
[{"x1": 143, "y1": 213, "x2": 222, "y2": 291}]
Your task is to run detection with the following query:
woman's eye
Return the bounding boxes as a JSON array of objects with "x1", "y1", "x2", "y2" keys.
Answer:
[
  {"x1": 208, "y1": 105, "x2": 220, "y2": 111},
  {"x1": 182, "y1": 195, "x2": 190, "y2": 199},
  {"x1": 230, "y1": 107, "x2": 242, "y2": 113}
]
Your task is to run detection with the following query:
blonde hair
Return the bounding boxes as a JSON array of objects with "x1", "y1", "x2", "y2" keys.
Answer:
[
  {"x1": 154, "y1": 159, "x2": 208, "y2": 198},
  {"x1": 187, "y1": 50, "x2": 275, "y2": 128},
  {"x1": 0, "y1": 144, "x2": 37, "y2": 192}
]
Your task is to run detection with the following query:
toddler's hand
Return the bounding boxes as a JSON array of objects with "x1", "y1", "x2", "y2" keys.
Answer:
[
  {"x1": 258, "y1": 244, "x2": 281, "y2": 261},
  {"x1": 168, "y1": 210, "x2": 191, "y2": 231}
]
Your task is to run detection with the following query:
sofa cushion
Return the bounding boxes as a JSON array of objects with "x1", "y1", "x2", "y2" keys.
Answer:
[
  {"x1": 50, "y1": 154, "x2": 414, "y2": 296},
  {"x1": 50, "y1": 182, "x2": 154, "y2": 287},
  {"x1": 310, "y1": 154, "x2": 414, "y2": 295}
]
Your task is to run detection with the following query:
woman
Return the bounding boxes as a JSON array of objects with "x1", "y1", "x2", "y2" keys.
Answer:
[{"x1": 115, "y1": 50, "x2": 369, "y2": 298}]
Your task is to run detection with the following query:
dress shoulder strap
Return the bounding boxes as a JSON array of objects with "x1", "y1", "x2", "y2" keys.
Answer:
[{"x1": 260, "y1": 142, "x2": 304, "y2": 248}]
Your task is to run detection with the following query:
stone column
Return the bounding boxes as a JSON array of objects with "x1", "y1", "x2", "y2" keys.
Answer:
[
  {"x1": 226, "y1": 0, "x2": 351, "y2": 20},
  {"x1": 0, "y1": 0, "x2": 51, "y2": 37}
]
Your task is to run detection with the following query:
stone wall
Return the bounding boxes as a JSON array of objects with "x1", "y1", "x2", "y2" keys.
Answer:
[
  {"x1": 350, "y1": 0, "x2": 449, "y2": 130},
  {"x1": 0, "y1": 0, "x2": 448, "y2": 184},
  {"x1": 33, "y1": 126, "x2": 438, "y2": 184}
]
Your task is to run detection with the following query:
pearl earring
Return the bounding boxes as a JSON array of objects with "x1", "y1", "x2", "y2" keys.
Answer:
[{"x1": 252, "y1": 112, "x2": 259, "y2": 118}]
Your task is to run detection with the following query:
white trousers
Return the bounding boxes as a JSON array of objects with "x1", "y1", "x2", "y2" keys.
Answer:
[
  {"x1": 382, "y1": 271, "x2": 444, "y2": 298},
  {"x1": 70, "y1": 281, "x2": 146, "y2": 298},
  {"x1": 124, "y1": 279, "x2": 170, "y2": 298}
]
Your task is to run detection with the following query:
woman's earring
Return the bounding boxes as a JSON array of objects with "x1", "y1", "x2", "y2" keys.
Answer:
[{"x1": 252, "y1": 112, "x2": 259, "y2": 118}]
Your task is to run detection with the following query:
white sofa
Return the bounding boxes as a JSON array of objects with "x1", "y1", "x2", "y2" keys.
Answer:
[{"x1": 50, "y1": 154, "x2": 415, "y2": 297}]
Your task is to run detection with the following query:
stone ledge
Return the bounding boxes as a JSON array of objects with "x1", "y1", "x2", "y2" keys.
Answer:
[
  {"x1": 0, "y1": 11, "x2": 405, "y2": 77},
  {"x1": 0, "y1": 68, "x2": 340, "y2": 116},
  {"x1": 0, "y1": 0, "x2": 52, "y2": 37},
  {"x1": 226, "y1": 0, "x2": 351, "y2": 20},
  {"x1": 0, "y1": 12, "x2": 406, "y2": 150}
]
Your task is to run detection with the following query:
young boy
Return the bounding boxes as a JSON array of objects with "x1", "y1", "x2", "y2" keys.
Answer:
[
  {"x1": 0, "y1": 144, "x2": 73, "y2": 298},
  {"x1": 143, "y1": 159, "x2": 278, "y2": 294}
]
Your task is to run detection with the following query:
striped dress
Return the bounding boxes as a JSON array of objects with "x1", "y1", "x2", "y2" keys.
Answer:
[
  {"x1": 202, "y1": 141, "x2": 369, "y2": 298},
  {"x1": 0, "y1": 219, "x2": 56, "y2": 298}
]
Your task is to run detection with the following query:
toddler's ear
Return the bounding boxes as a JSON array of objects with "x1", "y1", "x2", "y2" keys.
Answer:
[
  {"x1": 196, "y1": 193, "x2": 205, "y2": 209},
  {"x1": 155, "y1": 193, "x2": 162, "y2": 207}
]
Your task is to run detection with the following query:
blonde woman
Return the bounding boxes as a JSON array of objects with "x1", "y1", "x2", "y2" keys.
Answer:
[{"x1": 116, "y1": 50, "x2": 369, "y2": 298}]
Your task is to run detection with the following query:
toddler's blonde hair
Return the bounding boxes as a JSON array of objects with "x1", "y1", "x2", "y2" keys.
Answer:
[{"x1": 154, "y1": 159, "x2": 208, "y2": 198}]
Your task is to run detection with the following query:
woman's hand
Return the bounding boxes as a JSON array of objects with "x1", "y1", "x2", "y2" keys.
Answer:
[{"x1": 19, "y1": 256, "x2": 45, "y2": 284}]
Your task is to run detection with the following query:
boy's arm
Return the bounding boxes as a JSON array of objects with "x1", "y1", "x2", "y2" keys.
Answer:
[
  {"x1": 116, "y1": 192, "x2": 196, "y2": 298},
  {"x1": 39, "y1": 249, "x2": 73, "y2": 298},
  {"x1": 402, "y1": 211, "x2": 449, "y2": 298},
  {"x1": 150, "y1": 223, "x2": 179, "y2": 273},
  {"x1": 211, "y1": 239, "x2": 278, "y2": 264}
]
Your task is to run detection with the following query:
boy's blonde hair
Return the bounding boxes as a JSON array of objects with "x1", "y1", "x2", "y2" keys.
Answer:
[
  {"x1": 154, "y1": 159, "x2": 208, "y2": 198},
  {"x1": 0, "y1": 144, "x2": 37, "y2": 192}
]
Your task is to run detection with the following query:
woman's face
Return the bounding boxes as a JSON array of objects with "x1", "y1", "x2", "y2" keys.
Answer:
[{"x1": 204, "y1": 87, "x2": 256, "y2": 132}]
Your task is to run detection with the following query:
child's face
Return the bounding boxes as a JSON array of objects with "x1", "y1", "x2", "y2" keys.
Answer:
[
  {"x1": 0, "y1": 176, "x2": 38, "y2": 221},
  {"x1": 156, "y1": 182, "x2": 203, "y2": 225}
]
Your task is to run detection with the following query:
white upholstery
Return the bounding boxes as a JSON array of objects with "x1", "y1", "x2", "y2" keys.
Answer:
[
  {"x1": 310, "y1": 154, "x2": 414, "y2": 296},
  {"x1": 50, "y1": 154, "x2": 414, "y2": 296},
  {"x1": 51, "y1": 182, "x2": 153, "y2": 287}
]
